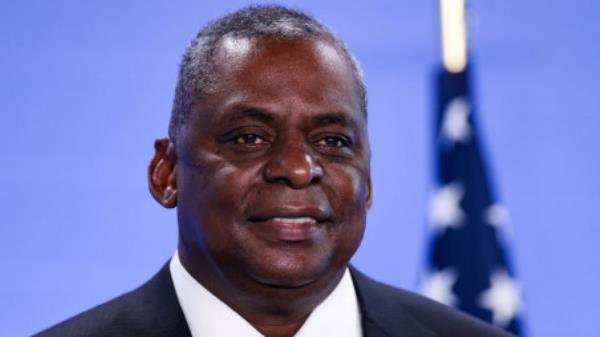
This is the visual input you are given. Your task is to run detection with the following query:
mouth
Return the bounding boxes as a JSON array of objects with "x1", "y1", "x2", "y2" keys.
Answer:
[{"x1": 247, "y1": 207, "x2": 332, "y2": 242}]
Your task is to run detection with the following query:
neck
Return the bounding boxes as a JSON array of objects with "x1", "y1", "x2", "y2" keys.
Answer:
[
  {"x1": 177, "y1": 242, "x2": 346, "y2": 337},
  {"x1": 253, "y1": 317, "x2": 309, "y2": 337}
]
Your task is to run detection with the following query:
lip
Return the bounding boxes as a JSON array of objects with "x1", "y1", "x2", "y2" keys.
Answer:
[
  {"x1": 247, "y1": 205, "x2": 333, "y2": 242},
  {"x1": 248, "y1": 205, "x2": 333, "y2": 222}
]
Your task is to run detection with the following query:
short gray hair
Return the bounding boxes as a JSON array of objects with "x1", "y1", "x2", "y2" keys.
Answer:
[{"x1": 169, "y1": 5, "x2": 367, "y2": 140}]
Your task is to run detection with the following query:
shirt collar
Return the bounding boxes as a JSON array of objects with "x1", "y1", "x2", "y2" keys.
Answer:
[{"x1": 169, "y1": 252, "x2": 362, "y2": 337}]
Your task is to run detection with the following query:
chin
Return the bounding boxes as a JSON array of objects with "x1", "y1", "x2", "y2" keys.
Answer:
[{"x1": 245, "y1": 252, "x2": 338, "y2": 289}]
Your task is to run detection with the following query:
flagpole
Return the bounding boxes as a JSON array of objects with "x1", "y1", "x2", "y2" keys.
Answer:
[{"x1": 440, "y1": 0, "x2": 468, "y2": 73}]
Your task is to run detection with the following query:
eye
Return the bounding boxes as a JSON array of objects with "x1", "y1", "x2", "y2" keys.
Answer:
[
  {"x1": 317, "y1": 136, "x2": 351, "y2": 148},
  {"x1": 234, "y1": 134, "x2": 265, "y2": 145}
]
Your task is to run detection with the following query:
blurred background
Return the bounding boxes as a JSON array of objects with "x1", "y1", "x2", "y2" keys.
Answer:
[{"x1": 1, "y1": 0, "x2": 599, "y2": 336}]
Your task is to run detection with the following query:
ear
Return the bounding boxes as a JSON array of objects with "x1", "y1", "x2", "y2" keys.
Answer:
[
  {"x1": 148, "y1": 138, "x2": 177, "y2": 208},
  {"x1": 366, "y1": 175, "x2": 373, "y2": 209}
]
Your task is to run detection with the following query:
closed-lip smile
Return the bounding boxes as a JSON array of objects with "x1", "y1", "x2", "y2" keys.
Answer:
[{"x1": 247, "y1": 206, "x2": 332, "y2": 242}]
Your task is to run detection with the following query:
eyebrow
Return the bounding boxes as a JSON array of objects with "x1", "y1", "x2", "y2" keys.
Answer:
[
  {"x1": 314, "y1": 112, "x2": 356, "y2": 129},
  {"x1": 223, "y1": 108, "x2": 358, "y2": 130},
  {"x1": 225, "y1": 107, "x2": 275, "y2": 124}
]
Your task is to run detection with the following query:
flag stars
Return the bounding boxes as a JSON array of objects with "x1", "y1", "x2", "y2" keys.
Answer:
[
  {"x1": 441, "y1": 96, "x2": 472, "y2": 144},
  {"x1": 421, "y1": 268, "x2": 458, "y2": 307},
  {"x1": 479, "y1": 269, "x2": 522, "y2": 327},
  {"x1": 429, "y1": 182, "x2": 465, "y2": 231},
  {"x1": 484, "y1": 203, "x2": 510, "y2": 229}
]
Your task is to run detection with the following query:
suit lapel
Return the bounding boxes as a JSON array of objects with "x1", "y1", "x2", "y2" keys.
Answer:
[
  {"x1": 137, "y1": 262, "x2": 192, "y2": 337},
  {"x1": 350, "y1": 266, "x2": 436, "y2": 337}
]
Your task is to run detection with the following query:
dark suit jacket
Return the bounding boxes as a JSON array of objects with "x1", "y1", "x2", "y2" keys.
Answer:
[{"x1": 35, "y1": 263, "x2": 513, "y2": 337}]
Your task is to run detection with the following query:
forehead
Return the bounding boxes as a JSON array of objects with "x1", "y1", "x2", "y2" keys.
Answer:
[
  {"x1": 203, "y1": 36, "x2": 363, "y2": 119},
  {"x1": 214, "y1": 35, "x2": 348, "y2": 70}
]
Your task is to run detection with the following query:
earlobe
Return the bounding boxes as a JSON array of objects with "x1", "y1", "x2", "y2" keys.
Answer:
[
  {"x1": 162, "y1": 185, "x2": 177, "y2": 207},
  {"x1": 148, "y1": 138, "x2": 178, "y2": 208}
]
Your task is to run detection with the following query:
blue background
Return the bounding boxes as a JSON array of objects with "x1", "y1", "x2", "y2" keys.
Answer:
[{"x1": 1, "y1": 1, "x2": 598, "y2": 336}]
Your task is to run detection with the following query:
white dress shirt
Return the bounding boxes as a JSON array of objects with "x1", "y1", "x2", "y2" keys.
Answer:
[{"x1": 169, "y1": 252, "x2": 362, "y2": 337}]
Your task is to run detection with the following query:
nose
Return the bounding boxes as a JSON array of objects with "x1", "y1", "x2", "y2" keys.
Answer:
[{"x1": 263, "y1": 142, "x2": 324, "y2": 188}]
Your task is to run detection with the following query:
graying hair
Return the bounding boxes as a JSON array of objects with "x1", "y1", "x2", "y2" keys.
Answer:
[{"x1": 169, "y1": 5, "x2": 367, "y2": 140}]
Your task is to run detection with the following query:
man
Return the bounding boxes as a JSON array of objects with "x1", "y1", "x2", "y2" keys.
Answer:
[{"x1": 36, "y1": 5, "x2": 513, "y2": 337}]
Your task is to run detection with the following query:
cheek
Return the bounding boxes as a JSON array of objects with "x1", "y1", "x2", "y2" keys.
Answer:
[
  {"x1": 177, "y1": 153, "x2": 263, "y2": 239},
  {"x1": 326, "y1": 164, "x2": 369, "y2": 243},
  {"x1": 328, "y1": 164, "x2": 369, "y2": 214},
  {"x1": 209, "y1": 162, "x2": 265, "y2": 212}
]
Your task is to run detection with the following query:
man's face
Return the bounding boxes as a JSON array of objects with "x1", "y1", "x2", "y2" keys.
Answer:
[{"x1": 175, "y1": 36, "x2": 371, "y2": 290}]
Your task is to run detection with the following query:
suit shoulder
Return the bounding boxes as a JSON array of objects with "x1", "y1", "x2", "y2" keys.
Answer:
[
  {"x1": 34, "y1": 288, "x2": 143, "y2": 337},
  {"x1": 350, "y1": 267, "x2": 514, "y2": 337},
  {"x1": 34, "y1": 264, "x2": 190, "y2": 337}
]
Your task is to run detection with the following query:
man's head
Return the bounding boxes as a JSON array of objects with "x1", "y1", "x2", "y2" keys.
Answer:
[{"x1": 149, "y1": 4, "x2": 372, "y2": 309}]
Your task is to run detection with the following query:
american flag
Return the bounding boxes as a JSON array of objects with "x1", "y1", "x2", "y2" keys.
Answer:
[{"x1": 421, "y1": 67, "x2": 524, "y2": 335}]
